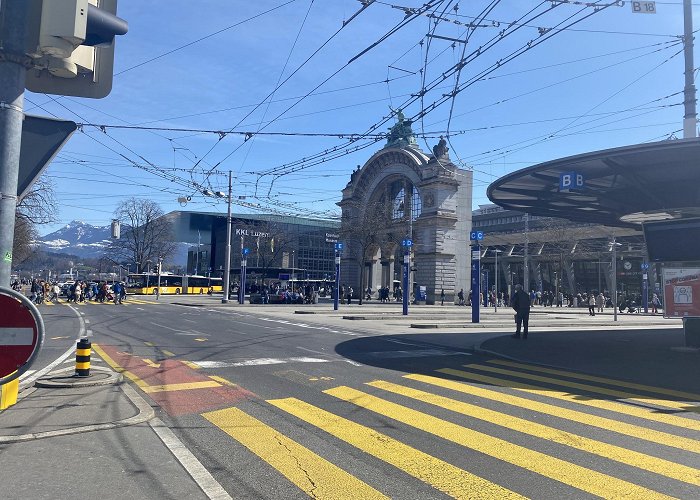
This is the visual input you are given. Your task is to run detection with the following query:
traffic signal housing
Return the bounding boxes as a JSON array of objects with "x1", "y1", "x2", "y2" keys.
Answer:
[{"x1": 24, "y1": 0, "x2": 128, "y2": 98}]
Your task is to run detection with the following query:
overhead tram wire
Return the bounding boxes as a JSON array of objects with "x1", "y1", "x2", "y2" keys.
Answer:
[
  {"x1": 189, "y1": 0, "x2": 386, "y2": 185},
  {"x1": 237, "y1": 0, "x2": 320, "y2": 188},
  {"x1": 261, "y1": 0, "x2": 611, "y2": 180},
  {"x1": 469, "y1": 46, "x2": 686, "y2": 164},
  {"x1": 30, "y1": 97, "x2": 330, "y2": 219},
  {"x1": 114, "y1": 0, "x2": 299, "y2": 76},
  {"x1": 205, "y1": 0, "x2": 445, "y2": 190}
]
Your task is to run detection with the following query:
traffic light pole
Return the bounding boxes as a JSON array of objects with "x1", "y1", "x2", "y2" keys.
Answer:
[{"x1": 0, "y1": 1, "x2": 30, "y2": 286}]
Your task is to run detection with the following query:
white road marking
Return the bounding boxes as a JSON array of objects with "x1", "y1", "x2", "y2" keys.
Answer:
[
  {"x1": 137, "y1": 307, "x2": 144, "y2": 311},
  {"x1": 362, "y1": 349, "x2": 471, "y2": 359},
  {"x1": 84, "y1": 319, "x2": 90, "y2": 324},
  {"x1": 195, "y1": 357, "x2": 332, "y2": 368},
  {"x1": 150, "y1": 418, "x2": 232, "y2": 500}
]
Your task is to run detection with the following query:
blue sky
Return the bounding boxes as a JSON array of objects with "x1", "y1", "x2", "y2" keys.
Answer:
[{"x1": 26, "y1": 0, "x2": 693, "y2": 235}]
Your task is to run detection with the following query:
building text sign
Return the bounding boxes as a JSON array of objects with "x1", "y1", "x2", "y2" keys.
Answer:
[
  {"x1": 663, "y1": 267, "x2": 700, "y2": 318},
  {"x1": 631, "y1": 1, "x2": 656, "y2": 14}
]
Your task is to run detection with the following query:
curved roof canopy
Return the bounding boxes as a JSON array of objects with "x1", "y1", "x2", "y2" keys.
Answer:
[{"x1": 487, "y1": 138, "x2": 700, "y2": 228}]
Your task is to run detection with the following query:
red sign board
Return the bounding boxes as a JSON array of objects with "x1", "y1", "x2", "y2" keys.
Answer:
[
  {"x1": 0, "y1": 292, "x2": 40, "y2": 379},
  {"x1": 663, "y1": 268, "x2": 700, "y2": 318}
]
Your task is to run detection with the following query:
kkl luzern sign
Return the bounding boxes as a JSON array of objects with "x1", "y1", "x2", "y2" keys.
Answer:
[{"x1": 235, "y1": 228, "x2": 270, "y2": 238}]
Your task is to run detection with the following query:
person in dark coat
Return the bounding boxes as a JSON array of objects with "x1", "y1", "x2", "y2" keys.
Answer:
[{"x1": 511, "y1": 284, "x2": 531, "y2": 339}]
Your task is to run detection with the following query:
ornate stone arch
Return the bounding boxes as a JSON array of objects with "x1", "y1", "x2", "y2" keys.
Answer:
[{"x1": 338, "y1": 141, "x2": 473, "y2": 304}]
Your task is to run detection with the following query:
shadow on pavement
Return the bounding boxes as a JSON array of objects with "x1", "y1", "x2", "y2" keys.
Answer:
[{"x1": 335, "y1": 328, "x2": 700, "y2": 405}]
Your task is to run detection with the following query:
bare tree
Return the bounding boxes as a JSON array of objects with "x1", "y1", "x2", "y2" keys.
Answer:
[
  {"x1": 13, "y1": 177, "x2": 58, "y2": 264},
  {"x1": 107, "y1": 198, "x2": 175, "y2": 271},
  {"x1": 341, "y1": 200, "x2": 393, "y2": 305}
]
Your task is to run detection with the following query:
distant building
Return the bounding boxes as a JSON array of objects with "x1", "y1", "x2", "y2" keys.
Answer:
[
  {"x1": 167, "y1": 211, "x2": 339, "y2": 283},
  {"x1": 472, "y1": 204, "x2": 654, "y2": 298}
]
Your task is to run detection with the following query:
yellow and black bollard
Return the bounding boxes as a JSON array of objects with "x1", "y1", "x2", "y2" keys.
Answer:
[{"x1": 75, "y1": 338, "x2": 91, "y2": 377}]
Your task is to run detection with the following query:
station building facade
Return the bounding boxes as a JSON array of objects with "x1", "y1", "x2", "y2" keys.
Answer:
[{"x1": 473, "y1": 204, "x2": 657, "y2": 299}]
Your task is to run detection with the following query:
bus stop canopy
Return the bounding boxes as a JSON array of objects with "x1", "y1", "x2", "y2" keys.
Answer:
[{"x1": 487, "y1": 138, "x2": 700, "y2": 228}]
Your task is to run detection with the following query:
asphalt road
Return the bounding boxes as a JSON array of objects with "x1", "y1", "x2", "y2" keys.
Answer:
[{"x1": 26, "y1": 297, "x2": 700, "y2": 499}]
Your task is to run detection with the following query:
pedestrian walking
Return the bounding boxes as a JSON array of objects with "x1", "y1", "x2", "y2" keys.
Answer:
[
  {"x1": 588, "y1": 293, "x2": 596, "y2": 316},
  {"x1": 457, "y1": 288, "x2": 465, "y2": 306},
  {"x1": 511, "y1": 284, "x2": 531, "y2": 339},
  {"x1": 440, "y1": 289, "x2": 445, "y2": 306}
]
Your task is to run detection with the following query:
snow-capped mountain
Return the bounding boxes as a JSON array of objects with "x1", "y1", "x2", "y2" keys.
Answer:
[{"x1": 36, "y1": 221, "x2": 112, "y2": 257}]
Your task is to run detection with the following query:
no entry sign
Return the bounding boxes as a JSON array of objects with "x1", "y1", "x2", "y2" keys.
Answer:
[{"x1": 0, "y1": 287, "x2": 44, "y2": 384}]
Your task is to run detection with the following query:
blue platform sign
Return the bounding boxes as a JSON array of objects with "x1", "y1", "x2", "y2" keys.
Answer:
[
  {"x1": 242, "y1": 247, "x2": 250, "y2": 255},
  {"x1": 402, "y1": 239, "x2": 413, "y2": 247},
  {"x1": 469, "y1": 231, "x2": 484, "y2": 241},
  {"x1": 641, "y1": 262, "x2": 650, "y2": 270},
  {"x1": 560, "y1": 172, "x2": 585, "y2": 191},
  {"x1": 334, "y1": 242, "x2": 344, "y2": 251}
]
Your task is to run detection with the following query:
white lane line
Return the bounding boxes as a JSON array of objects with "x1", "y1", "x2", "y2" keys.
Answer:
[
  {"x1": 183, "y1": 318, "x2": 197, "y2": 323},
  {"x1": 137, "y1": 307, "x2": 145, "y2": 311},
  {"x1": 150, "y1": 418, "x2": 231, "y2": 500},
  {"x1": 362, "y1": 348, "x2": 471, "y2": 359},
  {"x1": 195, "y1": 357, "x2": 332, "y2": 368}
]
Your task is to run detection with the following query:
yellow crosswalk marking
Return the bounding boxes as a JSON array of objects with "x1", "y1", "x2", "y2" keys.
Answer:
[
  {"x1": 428, "y1": 370, "x2": 700, "y2": 454},
  {"x1": 142, "y1": 381, "x2": 220, "y2": 393},
  {"x1": 325, "y1": 386, "x2": 673, "y2": 500},
  {"x1": 367, "y1": 380, "x2": 700, "y2": 486},
  {"x1": 465, "y1": 363, "x2": 700, "y2": 422},
  {"x1": 489, "y1": 359, "x2": 700, "y2": 402},
  {"x1": 202, "y1": 407, "x2": 388, "y2": 500},
  {"x1": 268, "y1": 397, "x2": 522, "y2": 499}
]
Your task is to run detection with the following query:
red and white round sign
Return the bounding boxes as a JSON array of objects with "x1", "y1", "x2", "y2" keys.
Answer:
[{"x1": 0, "y1": 289, "x2": 42, "y2": 380}]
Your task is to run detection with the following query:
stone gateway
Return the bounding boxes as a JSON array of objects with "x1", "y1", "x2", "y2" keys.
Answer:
[{"x1": 338, "y1": 120, "x2": 472, "y2": 305}]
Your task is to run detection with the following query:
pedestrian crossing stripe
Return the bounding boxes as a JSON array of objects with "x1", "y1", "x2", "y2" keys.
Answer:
[
  {"x1": 267, "y1": 397, "x2": 523, "y2": 499},
  {"x1": 365, "y1": 380, "x2": 700, "y2": 486},
  {"x1": 462, "y1": 363, "x2": 700, "y2": 427},
  {"x1": 322, "y1": 386, "x2": 673, "y2": 499},
  {"x1": 432, "y1": 369, "x2": 700, "y2": 452},
  {"x1": 202, "y1": 407, "x2": 389, "y2": 500},
  {"x1": 488, "y1": 359, "x2": 700, "y2": 402}
]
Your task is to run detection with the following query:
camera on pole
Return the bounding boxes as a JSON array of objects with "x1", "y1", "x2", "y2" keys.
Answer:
[{"x1": 24, "y1": 0, "x2": 128, "y2": 98}]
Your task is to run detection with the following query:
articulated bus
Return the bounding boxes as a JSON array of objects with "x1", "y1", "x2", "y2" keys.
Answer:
[{"x1": 126, "y1": 274, "x2": 222, "y2": 295}]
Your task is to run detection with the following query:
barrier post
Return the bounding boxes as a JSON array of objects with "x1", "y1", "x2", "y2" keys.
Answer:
[
  {"x1": 75, "y1": 338, "x2": 91, "y2": 377},
  {"x1": 0, "y1": 376, "x2": 19, "y2": 410}
]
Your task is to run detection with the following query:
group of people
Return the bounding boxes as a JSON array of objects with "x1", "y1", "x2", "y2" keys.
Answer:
[{"x1": 21, "y1": 279, "x2": 128, "y2": 305}]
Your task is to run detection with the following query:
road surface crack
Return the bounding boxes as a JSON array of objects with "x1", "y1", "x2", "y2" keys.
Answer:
[{"x1": 274, "y1": 435, "x2": 319, "y2": 498}]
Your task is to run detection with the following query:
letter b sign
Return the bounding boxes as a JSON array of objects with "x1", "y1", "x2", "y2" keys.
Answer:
[{"x1": 560, "y1": 171, "x2": 584, "y2": 191}]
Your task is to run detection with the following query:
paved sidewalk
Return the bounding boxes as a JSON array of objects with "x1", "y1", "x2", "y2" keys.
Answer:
[{"x1": 0, "y1": 367, "x2": 212, "y2": 500}]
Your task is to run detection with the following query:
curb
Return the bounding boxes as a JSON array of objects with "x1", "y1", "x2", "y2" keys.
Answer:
[
  {"x1": 0, "y1": 375, "x2": 154, "y2": 444},
  {"x1": 34, "y1": 367, "x2": 123, "y2": 388}
]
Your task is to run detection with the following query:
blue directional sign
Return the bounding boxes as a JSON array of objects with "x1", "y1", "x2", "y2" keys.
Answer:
[
  {"x1": 560, "y1": 171, "x2": 585, "y2": 191},
  {"x1": 641, "y1": 262, "x2": 650, "y2": 270},
  {"x1": 469, "y1": 231, "x2": 484, "y2": 241},
  {"x1": 334, "y1": 242, "x2": 344, "y2": 250},
  {"x1": 242, "y1": 247, "x2": 250, "y2": 255},
  {"x1": 402, "y1": 239, "x2": 413, "y2": 247}
]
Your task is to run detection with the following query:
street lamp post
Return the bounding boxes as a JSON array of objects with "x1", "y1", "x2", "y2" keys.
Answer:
[
  {"x1": 156, "y1": 257, "x2": 163, "y2": 301},
  {"x1": 222, "y1": 171, "x2": 233, "y2": 304},
  {"x1": 334, "y1": 243, "x2": 343, "y2": 311},
  {"x1": 494, "y1": 249, "x2": 502, "y2": 312},
  {"x1": 401, "y1": 238, "x2": 412, "y2": 316},
  {"x1": 611, "y1": 236, "x2": 620, "y2": 322}
]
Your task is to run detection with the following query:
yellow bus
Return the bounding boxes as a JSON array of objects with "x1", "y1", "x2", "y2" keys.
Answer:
[{"x1": 126, "y1": 274, "x2": 222, "y2": 295}]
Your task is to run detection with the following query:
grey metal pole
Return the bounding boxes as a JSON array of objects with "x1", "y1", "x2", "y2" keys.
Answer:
[
  {"x1": 156, "y1": 257, "x2": 162, "y2": 301},
  {"x1": 494, "y1": 249, "x2": 499, "y2": 313},
  {"x1": 222, "y1": 171, "x2": 232, "y2": 303},
  {"x1": 0, "y1": 1, "x2": 31, "y2": 286},
  {"x1": 612, "y1": 236, "x2": 618, "y2": 322},
  {"x1": 523, "y1": 213, "x2": 529, "y2": 292},
  {"x1": 683, "y1": 0, "x2": 697, "y2": 138}
]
